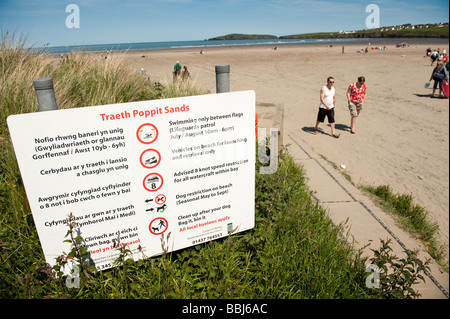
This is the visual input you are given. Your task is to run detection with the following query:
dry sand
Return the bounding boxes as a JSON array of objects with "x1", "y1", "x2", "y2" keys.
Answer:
[{"x1": 121, "y1": 42, "x2": 449, "y2": 255}]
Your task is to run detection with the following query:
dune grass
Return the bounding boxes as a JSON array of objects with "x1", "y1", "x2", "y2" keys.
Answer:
[
  {"x1": 362, "y1": 185, "x2": 448, "y2": 272},
  {"x1": 319, "y1": 151, "x2": 447, "y2": 272}
]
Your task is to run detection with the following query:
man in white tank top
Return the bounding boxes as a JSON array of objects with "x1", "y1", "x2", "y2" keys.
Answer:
[{"x1": 314, "y1": 77, "x2": 340, "y2": 138}]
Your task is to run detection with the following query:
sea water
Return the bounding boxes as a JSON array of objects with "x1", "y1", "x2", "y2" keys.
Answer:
[
  {"x1": 41, "y1": 37, "x2": 449, "y2": 54},
  {"x1": 42, "y1": 38, "x2": 369, "y2": 54}
]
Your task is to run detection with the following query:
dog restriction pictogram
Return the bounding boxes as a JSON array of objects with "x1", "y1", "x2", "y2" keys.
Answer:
[
  {"x1": 155, "y1": 194, "x2": 166, "y2": 205},
  {"x1": 149, "y1": 217, "x2": 169, "y2": 235},
  {"x1": 144, "y1": 194, "x2": 167, "y2": 214}
]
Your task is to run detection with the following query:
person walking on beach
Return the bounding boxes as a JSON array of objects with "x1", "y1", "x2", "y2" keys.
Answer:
[
  {"x1": 182, "y1": 66, "x2": 191, "y2": 81},
  {"x1": 430, "y1": 50, "x2": 439, "y2": 66},
  {"x1": 173, "y1": 61, "x2": 182, "y2": 80},
  {"x1": 314, "y1": 77, "x2": 340, "y2": 138},
  {"x1": 441, "y1": 50, "x2": 449, "y2": 64},
  {"x1": 430, "y1": 61, "x2": 446, "y2": 97},
  {"x1": 141, "y1": 68, "x2": 149, "y2": 80},
  {"x1": 347, "y1": 76, "x2": 367, "y2": 134}
]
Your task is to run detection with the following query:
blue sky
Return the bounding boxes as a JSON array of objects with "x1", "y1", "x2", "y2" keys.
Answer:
[{"x1": 0, "y1": 0, "x2": 448, "y2": 47}]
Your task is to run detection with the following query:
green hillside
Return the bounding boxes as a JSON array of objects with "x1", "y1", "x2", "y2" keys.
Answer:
[
  {"x1": 281, "y1": 26, "x2": 449, "y2": 39},
  {"x1": 209, "y1": 23, "x2": 449, "y2": 40}
]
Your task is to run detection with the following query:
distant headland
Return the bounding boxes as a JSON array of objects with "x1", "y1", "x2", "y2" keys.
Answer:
[{"x1": 208, "y1": 22, "x2": 449, "y2": 40}]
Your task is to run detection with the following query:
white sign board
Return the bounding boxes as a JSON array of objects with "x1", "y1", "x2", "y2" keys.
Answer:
[{"x1": 7, "y1": 91, "x2": 255, "y2": 272}]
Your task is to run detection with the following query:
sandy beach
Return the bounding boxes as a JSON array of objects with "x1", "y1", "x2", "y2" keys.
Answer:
[{"x1": 119, "y1": 41, "x2": 449, "y2": 254}]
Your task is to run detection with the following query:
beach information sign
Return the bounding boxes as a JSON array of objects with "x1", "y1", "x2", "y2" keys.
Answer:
[{"x1": 7, "y1": 91, "x2": 255, "y2": 273}]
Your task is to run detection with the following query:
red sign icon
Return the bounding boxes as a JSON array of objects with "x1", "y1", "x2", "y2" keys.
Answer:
[
  {"x1": 155, "y1": 194, "x2": 166, "y2": 205},
  {"x1": 140, "y1": 149, "x2": 161, "y2": 169},
  {"x1": 149, "y1": 217, "x2": 169, "y2": 235},
  {"x1": 143, "y1": 173, "x2": 164, "y2": 192},
  {"x1": 137, "y1": 123, "x2": 158, "y2": 144}
]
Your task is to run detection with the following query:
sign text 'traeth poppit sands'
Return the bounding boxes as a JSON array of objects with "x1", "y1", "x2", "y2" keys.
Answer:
[{"x1": 7, "y1": 91, "x2": 255, "y2": 274}]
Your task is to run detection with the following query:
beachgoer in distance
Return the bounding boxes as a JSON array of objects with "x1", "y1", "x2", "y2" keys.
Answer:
[
  {"x1": 141, "y1": 68, "x2": 149, "y2": 80},
  {"x1": 347, "y1": 76, "x2": 367, "y2": 134},
  {"x1": 314, "y1": 77, "x2": 340, "y2": 138},
  {"x1": 173, "y1": 61, "x2": 182, "y2": 80},
  {"x1": 430, "y1": 61, "x2": 446, "y2": 97},
  {"x1": 430, "y1": 50, "x2": 439, "y2": 66},
  {"x1": 440, "y1": 50, "x2": 449, "y2": 64},
  {"x1": 182, "y1": 66, "x2": 191, "y2": 80}
]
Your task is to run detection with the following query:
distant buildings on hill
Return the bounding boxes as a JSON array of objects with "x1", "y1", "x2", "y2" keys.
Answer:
[{"x1": 339, "y1": 22, "x2": 449, "y2": 35}]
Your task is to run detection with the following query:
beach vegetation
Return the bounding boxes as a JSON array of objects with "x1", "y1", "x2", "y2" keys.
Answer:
[
  {"x1": 362, "y1": 185, "x2": 448, "y2": 272},
  {"x1": 0, "y1": 33, "x2": 430, "y2": 299},
  {"x1": 319, "y1": 154, "x2": 355, "y2": 186},
  {"x1": 367, "y1": 238, "x2": 430, "y2": 299},
  {"x1": 317, "y1": 148, "x2": 446, "y2": 273}
]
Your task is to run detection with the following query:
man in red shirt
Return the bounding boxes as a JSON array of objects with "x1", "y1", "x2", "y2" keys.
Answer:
[{"x1": 347, "y1": 77, "x2": 367, "y2": 134}]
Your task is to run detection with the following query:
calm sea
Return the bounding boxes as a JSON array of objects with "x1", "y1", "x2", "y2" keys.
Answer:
[
  {"x1": 44, "y1": 38, "x2": 406, "y2": 54},
  {"x1": 43, "y1": 37, "x2": 449, "y2": 54}
]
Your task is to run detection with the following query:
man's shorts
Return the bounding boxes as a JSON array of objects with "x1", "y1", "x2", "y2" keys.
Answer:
[
  {"x1": 348, "y1": 100, "x2": 363, "y2": 117},
  {"x1": 317, "y1": 107, "x2": 335, "y2": 123}
]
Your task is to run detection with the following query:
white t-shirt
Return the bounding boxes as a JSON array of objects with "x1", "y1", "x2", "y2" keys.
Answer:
[{"x1": 319, "y1": 85, "x2": 335, "y2": 109}]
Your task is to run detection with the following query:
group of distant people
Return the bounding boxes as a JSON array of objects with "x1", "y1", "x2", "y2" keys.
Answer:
[
  {"x1": 139, "y1": 60, "x2": 192, "y2": 82},
  {"x1": 173, "y1": 61, "x2": 191, "y2": 81},
  {"x1": 426, "y1": 48, "x2": 449, "y2": 66},
  {"x1": 314, "y1": 76, "x2": 367, "y2": 138}
]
